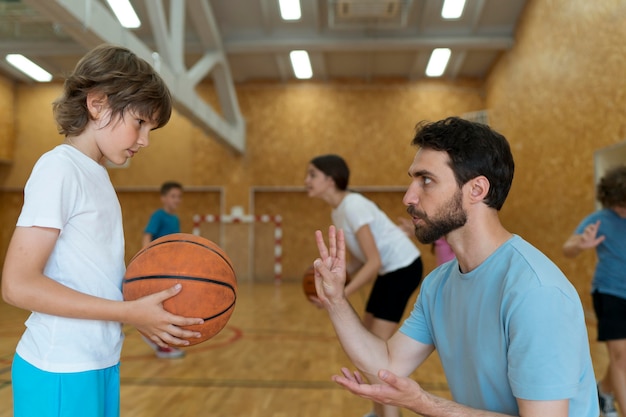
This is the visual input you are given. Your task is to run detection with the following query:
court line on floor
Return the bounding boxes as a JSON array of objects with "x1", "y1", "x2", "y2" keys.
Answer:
[{"x1": 119, "y1": 376, "x2": 449, "y2": 392}]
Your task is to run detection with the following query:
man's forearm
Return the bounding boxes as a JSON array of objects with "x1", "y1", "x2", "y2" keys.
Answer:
[{"x1": 326, "y1": 298, "x2": 390, "y2": 376}]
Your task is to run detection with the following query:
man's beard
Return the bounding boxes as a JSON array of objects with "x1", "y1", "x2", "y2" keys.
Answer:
[{"x1": 407, "y1": 190, "x2": 467, "y2": 244}]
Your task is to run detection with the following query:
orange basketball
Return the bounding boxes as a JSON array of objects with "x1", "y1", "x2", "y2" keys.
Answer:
[
  {"x1": 302, "y1": 264, "x2": 350, "y2": 299},
  {"x1": 302, "y1": 265, "x2": 318, "y2": 299},
  {"x1": 123, "y1": 233, "x2": 237, "y2": 346}
]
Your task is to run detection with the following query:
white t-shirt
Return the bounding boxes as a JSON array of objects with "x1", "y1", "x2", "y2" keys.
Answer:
[
  {"x1": 15, "y1": 144, "x2": 125, "y2": 373},
  {"x1": 332, "y1": 192, "x2": 420, "y2": 275}
]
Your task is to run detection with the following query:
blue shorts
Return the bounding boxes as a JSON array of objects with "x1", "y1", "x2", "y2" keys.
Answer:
[{"x1": 12, "y1": 353, "x2": 120, "y2": 417}]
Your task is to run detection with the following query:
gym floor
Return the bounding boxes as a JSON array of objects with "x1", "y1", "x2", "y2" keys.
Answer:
[{"x1": 0, "y1": 280, "x2": 611, "y2": 416}]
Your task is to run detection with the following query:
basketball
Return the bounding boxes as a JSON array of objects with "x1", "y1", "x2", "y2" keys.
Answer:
[
  {"x1": 123, "y1": 233, "x2": 237, "y2": 346},
  {"x1": 302, "y1": 264, "x2": 350, "y2": 299}
]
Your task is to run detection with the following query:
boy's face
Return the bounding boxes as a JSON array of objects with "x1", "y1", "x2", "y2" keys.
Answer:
[
  {"x1": 161, "y1": 188, "x2": 183, "y2": 213},
  {"x1": 95, "y1": 107, "x2": 157, "y2": 165}
]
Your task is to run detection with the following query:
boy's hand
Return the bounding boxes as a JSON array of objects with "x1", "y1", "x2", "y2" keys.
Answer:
[
  {"x1": 127, "y1": 284, "x2": 204, "y2": 347},
  {"x1": 578, "y1": 220, "x2": 605, "y2": 249}
]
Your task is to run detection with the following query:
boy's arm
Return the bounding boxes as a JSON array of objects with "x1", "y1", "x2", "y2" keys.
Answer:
[
  {"x1": 2, "y1": 225, "x2": 203, "y2": 346},
  {"x1": 563, "y1": 220, "x2": 605, "y2": 258},
  {"x1": 142, "y1": 232, "x2": 153, "y2": 247}
]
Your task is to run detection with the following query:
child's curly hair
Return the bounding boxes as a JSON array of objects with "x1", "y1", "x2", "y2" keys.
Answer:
[{"x1": 597, "y1": 165, "x2": 626, "y2": 208}]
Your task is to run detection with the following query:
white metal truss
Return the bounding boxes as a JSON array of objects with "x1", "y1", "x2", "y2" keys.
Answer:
[{"x1": 22, "y1": 0, "x2": 246, "y2": 153}]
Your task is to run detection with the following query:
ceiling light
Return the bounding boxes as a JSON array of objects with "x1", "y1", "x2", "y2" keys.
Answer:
[
  {"x1": 425, "y1": 48, "x2": 451, "y2": 77},
  {"x1": 106, "y1": 0, "x2": 141, "y2": 28},
  {"x1": 441, "y1": 0, "x2": 466, "y2": 19},
  {"x1": 5, "y1": 54, "x2": 52, "y2": 82},
  {"x1": 289, "y1": 50, "x2": 313, "y2": 79},
  {"x1": 279, "y1": 0, "x2": 301, "y2": 20}
]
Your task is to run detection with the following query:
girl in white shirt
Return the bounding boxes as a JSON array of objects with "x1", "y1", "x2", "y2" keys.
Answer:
[{"x1": 305, "y1": 154, "x2": 423, "y2": 417}]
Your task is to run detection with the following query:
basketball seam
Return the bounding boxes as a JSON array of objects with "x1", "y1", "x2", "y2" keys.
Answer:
[
  {"x1": 124, "y1": 275, "x2": 236, "y2": 292},
  {"x1": 202, "y1": 300, "x2": 236, "y2": 321}
]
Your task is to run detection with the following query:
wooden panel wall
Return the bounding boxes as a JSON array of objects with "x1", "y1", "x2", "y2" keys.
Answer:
[
  {"x1": 0, "y1": 76, "x2": 13, "y2": 163},
  {"x1": 486, "y1": 0, "x2": 626, "y2": 311},
  {"x1": 0, "y1": 79, "x2": 483, "y2": 281},
  {"x1": 2, "y1": 0, "x2": 624, "y2": 307},
  {"x1": 118, "y1": 189, "x2": 223, "y2": 264}
]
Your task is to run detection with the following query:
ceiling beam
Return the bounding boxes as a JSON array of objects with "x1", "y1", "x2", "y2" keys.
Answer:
[
  {"x1": 0, "y1": 33, "x2": 513, "y2": 56},
  {"x1": 21, "y1": 0, "x2": 246, "y2": 154},
  {"x1": 223, "y1": 35, "x2": 515, "y2": 53}
]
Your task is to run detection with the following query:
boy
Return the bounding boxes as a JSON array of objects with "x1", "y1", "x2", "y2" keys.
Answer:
[
  {"x1": 141, "y1": 181, "x2": 186, "y2": 358},
  {"x1": 563, "y1": 165, "x2": 626, "y2": 417},
  {"x1": 2, "y1": 44, "x2": 203, "y2": 417}
]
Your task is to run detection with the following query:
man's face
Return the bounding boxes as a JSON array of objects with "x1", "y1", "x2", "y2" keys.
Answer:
[{"x1": 402, "y1": 148, "x2": 467, "y2": 244}]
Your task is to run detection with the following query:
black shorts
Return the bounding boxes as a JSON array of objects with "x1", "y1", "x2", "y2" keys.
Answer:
[
  {"x1": 365, "y1": 256, "x2": 423, "y2": 323},
  {"x1": 592, "y1": 291, "x2": 626, "y2": 341}
]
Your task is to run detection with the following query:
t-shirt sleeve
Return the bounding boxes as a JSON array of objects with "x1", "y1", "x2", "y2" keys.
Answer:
[
  {"x1": 574, "y1": 212, "x2": 599, "y2": 234},
  {"x1": 507, "y1": 286, "x2": 588, "y2": 400},
  {"x1": 343, "y1": 196, "x2": 376, "y2": 232},
  {"x1": 144, "y1": 211, "x2": 161, "y2": 234},
  {"x1": 17, "y1": 154, "x2": 77, "y2": 230},
  {"x1": 399, "y1": 285, "x2": 434, "y2": 345}
]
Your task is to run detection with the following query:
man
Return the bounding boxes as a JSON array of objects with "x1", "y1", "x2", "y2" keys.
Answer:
[{"x1": 313, "y1": 117, "x2": 598, "y2": 416}]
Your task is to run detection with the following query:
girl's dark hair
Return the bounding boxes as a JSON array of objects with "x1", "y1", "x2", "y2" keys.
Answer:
[
  {"x1": 53, "y1": 44, "x2": 172, "y2": 136},
  {"x1": 597, "y1": 165, "x2": 626, "y2": 208},
  {"x1": 310, "y1": 154, "x2": 350, "y2": 191},
  {"x1": 411, "y1": 117, "x2": 515, "y2": 210}
]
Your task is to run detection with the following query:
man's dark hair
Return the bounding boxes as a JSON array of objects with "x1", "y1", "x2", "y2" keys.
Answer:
[{"x1": 411, "y1": 117, "x2": 515, "y2": 210}]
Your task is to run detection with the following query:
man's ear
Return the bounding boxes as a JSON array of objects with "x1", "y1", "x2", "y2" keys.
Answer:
[{"x1": 466, "y1": 176, "x2": 490, "y2": 203}]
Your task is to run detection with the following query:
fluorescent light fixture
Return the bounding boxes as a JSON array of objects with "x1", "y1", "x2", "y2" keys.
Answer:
[
  {"x1": 289, "y1": 50, "x2": 313, "y2": 79},
  {"x1": 106, "y1": 0, "x2": 141, "y2": 28},
  {"x1": 279, "y1": 0, "x2": 301, "y2": 20},
  {"x1": 441, "y1": 0, "x2": 466, "y2": 19},
  {"x1": 425, "y1": 48, "x2": 451, "y2": 77},
  {"x1": 5, "y1": 54, "x2": 52, "y2": 82}
]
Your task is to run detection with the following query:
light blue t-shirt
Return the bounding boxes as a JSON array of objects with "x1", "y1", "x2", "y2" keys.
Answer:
[
  {"x1": 144, "y1": 208, "x2": 180, "y2": 241},
  {"x1": 400, "y1": 235, "x2": 597, "y2": 416},
  {"x1": 575, "y1": 208, "x2": 626, "y2": 299}
]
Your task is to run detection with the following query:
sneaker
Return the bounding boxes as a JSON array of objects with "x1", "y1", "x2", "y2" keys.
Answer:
[
  {"x1": 598, "y1": 383, "x2": 618, "y2": 417},
  {"x1": 141, "y1": 335, "x2": 186, "y2": 359}
]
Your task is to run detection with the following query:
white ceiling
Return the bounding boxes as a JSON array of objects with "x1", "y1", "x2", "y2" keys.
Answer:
[
  {"x1": 0, "y1": 0, "x2": 528, "y2": 152},
  {"x1": 0, "y1": 0, "x2": 528, "y2": 82}
]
